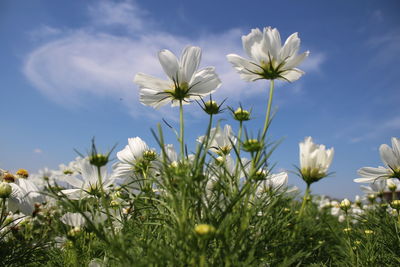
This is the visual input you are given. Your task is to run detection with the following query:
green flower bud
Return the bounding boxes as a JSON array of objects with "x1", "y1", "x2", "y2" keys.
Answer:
[
  {"x1": 340, "y1": 198, "x2": 351, "y2": 212},
  {"x1": 203, "y1": 100, "x2": 220, "y2": 115},
  {"x1": 364, "y1": 229, "x2": 374, "y2": 235},
  {"x1": 89, "y1": 153, "x2": 109, "y2": 167},
  {"x1": 390, "y1": 199, "x2": 400, "y2": 210},
  {"x1": 252, "y1": 170, "x2": 267, "y2": 181},
  {"x1": 367, "y1": 194, "x2": 376, "y2": 203},
  {"x1": 0, "y1": 182, "x2": 12, "y2": 198},
  {"x1": 242, "y1": 139, "x2": 263, "y2": 152},
  {"x1": 143, "y1": 150, "x2": 157, "y2": 161},
  {"x1": 233, "y1": 107, "x2": 251, "y2": 121}
]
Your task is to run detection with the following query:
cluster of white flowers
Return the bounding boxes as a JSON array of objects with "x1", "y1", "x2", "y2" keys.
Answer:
[{"x1": 6, "y1": 27, "x2": 400, "y2": 248}]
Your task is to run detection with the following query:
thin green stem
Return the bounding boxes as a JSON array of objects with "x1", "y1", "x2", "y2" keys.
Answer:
[
  {"x1": 236, "y1": 121, "x2": 243, "y2": 155},
  {"x1": 0, "y1": 198, "x2": 6, "y2": 226},
  {"x1": 179, "y1": 100, "x2": 185, "y2": 161},
  {"x1": 234, "y1": 121, "x2": 243, "y2": 179},
  {"x1": 97, "y1": 166, "x2": 116, "y2": 238},
  {"x1": 298, "y1": 184, "x2": 310, "y2": 219},
  {"x1": 262, "y1": 80, "x2": 275, "y2": 140},
  {"x1": 345, "y1": 211, "x2": 356, "y2": 265}
]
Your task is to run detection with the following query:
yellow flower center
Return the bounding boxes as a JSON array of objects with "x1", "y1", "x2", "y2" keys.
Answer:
[
  {"x1": 164, "y1": 81, "x2": 190, "y2": 101},
  {"x1": 16, "y1": 169, "x2": 29, "y2": 178},
  {"x1": 3, "y1": 173, "x2": 16, "y2": 183}
]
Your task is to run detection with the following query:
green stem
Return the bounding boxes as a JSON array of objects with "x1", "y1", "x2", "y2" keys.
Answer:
[
  {"x1": 345, "y1": 212, "x2": 356, "y2": 265},
  {"x1": 234, "y1": 121, "x2": 243, "y2": 179},
  {"x1": 97, "y1": 166, "x2": 116, "y2": 238},
  {"x1": 262, "y1": 80, "x2": 275, "y2": 140},
  {"x1": 179, "y1": 100, "x2": 185, "y2": 161},
  {"x1": 298, "y1": 184, "x2": 310, "y2": 218},
  {"x1": 0, "y1": 198, "x2": 7, "y2": 226},
  {"x1": 202, "y1": 114, "x2": 213, "y2": 157}
]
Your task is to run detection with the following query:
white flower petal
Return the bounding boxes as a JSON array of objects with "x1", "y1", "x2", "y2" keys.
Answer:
[
  {"x1": 189, "y1": 67, "x2": 221, "y2": 96},
  {"x1": 279, "y1": 68, "x2": 304, "y2": 82},
  {"x1": 391, "y1": 137, "x2": 400, "y2": 164},
  {"x1": 284, "y1": 51, "x2": 309, "y2": 70},
  {"x1": 134, "y1": 73, "x2": 171, "y2": 92},
  {"x1": 226, "y1": 54, "x2": 261, "y2": 81},
  {"x1": 355, "y1": 167, "x2": 389, "y2": 183},
  {"x1": 61, "y1": 212, "x2": 86, "y2": 227},
  {"x1": 242, "y1": 28, "x2": 263, "y2": 59},
  {"x1": 180, "y1": 46, "x2": 201, "y2": 83},
  {"x1": 158, "y1": 49, "x2": 179, "y2": 81},
  {"x1": 380, "y1": 144, "x2": 397, "y2": 168},
  {"x1": 164, "y1": 144, "x2": 178, "y2": 163},
  {"x1": 127, "y1": 137, "x2": 149, "y2": 160},
  {"x1": 280, "y1": 32, "x2": 300, "y2": 61},
  {"x1": 139, "y1": 89, "x2": 171, "y2": 108},
  {"x1": 62, "y1": 175, "x2": 85, "y2": 189}
]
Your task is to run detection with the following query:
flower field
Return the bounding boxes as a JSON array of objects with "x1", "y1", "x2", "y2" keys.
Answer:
[{"x1": 1, "y1": 27, "x2": 400, "y2": 266}]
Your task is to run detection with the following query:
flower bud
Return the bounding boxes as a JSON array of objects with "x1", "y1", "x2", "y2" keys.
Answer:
[
  {"x1": 355, "y1": 195, "x2": 362, "y2": 207},
  {"x1": 214, "y1": 156, "x2": 225, "y2": 166},
  {"x1": 367, "y1": 194, "x2": 376, "y2": 203},
  {"x1": 68, "y1": 227, "x2": 81, "y2": 237},
  {"x1": 252, "y1": 170, "x2": 267, "y2": 181},
  {"x1": 340, "y1": 198, "x2": 351, "y2": 211},
  {"x1": 89, "y1": 153, "x2": 109, "y2": 167},
  {"x1": 203, "y1": 100, "x2": 221, "y2": 115},
  {"x1": 194, "y1": 224, "x2": 215, "y2": 236},
  {"x1": 387, "y1": 179, "x2": 397, "y2": 192},
  {"x1": 364, "y1": 229, "x2": 374, "y2": 235},
  {"x1": 143, "y1": 150, "x2": 157, "y2": 161},
  {"x1": 242, "y1": 139, "x2": 263, "y2": 153},
  {"x1": 390, "y1": 199, "x2": 400, "y2": 210},
  {"x1": 233, "y1": 107, "x2": 251, "y2": 121},
  {"x1": 0, "y1": 182, "x2": 12, "y2": 198}
]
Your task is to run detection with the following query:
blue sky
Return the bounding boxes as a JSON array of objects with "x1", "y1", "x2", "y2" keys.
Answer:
[{"x1": 0, "y1": 0, "x2": 399, "y2": 198}]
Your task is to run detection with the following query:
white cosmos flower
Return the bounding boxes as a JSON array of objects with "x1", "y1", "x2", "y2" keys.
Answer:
[
  {"x1": 256, "y1": 172, "x2": 297, "y2": 194},
  {"x1": 197, "y1": 124, "x2": 237, "y2": 155},
  {"x1": 61, "y1": 212, "x2": 86, "y2": 228},
  {"x1": 355, "y1": 137, "x2": 400, "y2": 183},
  {"x1": 360, "y1": 179, "x2": 386, "y2": 197},
  {"x1": 134, "y1": 46, "x2": 221, "y2": 108},
  {"x1": 62, "y1": 159, "x2": 115, "y2": 199},
  {"x1": 164, "y1": 144, "x2": 178, "y2": 164},
  {"x1": 299, "y1": 137, "x2": 334, "y2": 185},
  {"x1": 227, "y1": 27, "x2": 309, "y2": 82},
  {"x1": 7, "y1": 182, "x2": 38, "y2": 215},
  {"x1": 112, "y1": 137, "x2": 156, "y2": 180}
]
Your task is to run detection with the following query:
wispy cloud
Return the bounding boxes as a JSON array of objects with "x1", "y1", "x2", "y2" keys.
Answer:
[
  {"x1": 349, "y1": 116, "x2": 400, "y2": 143},
  {"x1": 23, "y1": 0, "x2": 324, "y2": 119},
  {"x1": 366, "y1": 27, "x2": 400, "y2": 67}
]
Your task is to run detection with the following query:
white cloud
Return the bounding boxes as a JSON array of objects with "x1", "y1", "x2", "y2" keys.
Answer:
[
  {"x1": 23, "y1": 0, "x2": 324, "y2": 119},
  {"x1": 87, "y1": 0, "x2": 149, "y2": 33}
]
